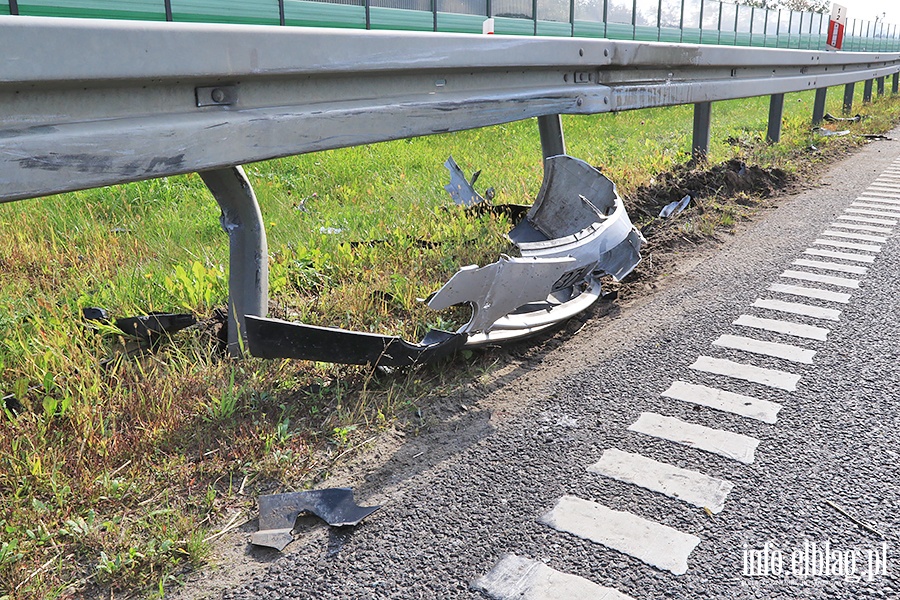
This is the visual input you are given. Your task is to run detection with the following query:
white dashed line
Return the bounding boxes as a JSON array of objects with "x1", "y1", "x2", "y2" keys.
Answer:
[
  {"x1": 474, "y1": 555, "x2": 636, "y2": 600},
  {"x1": 690, "y1": 355, "x2": 801, "y2": 391},
  {"x1": 752, "y1": 298, "x2": 841, "y2": 321},
  {"x1": 628, "y1": 412, "x2": 759, "y2": 464},
  {"x1": 588, "y1": 449, "x2": 734, "y2": 513},
  {"x1": 802, "y1": 248, "x2": 876, "y2": 263},
  {"x1": 846, "y1": 207, "x2": 900, "y2": 219},
  {"x1": 821, "y1": 230, "x2": 888, "y2": 243},
  {"x1": 791, "y1": 258, "x2": 868, "y2": 275},
  {"x1": 779, "y1": 270, "x2": 859, "y2": 289},
  {"x1": 814, "y1": 238, "x2": 881, "y2": 252},
  {"x1": 538, "y1": 495, "x2": 701, "y2": 575},
  {"x1": 837, "y1": 214, "x2": 897, "y2": 226},
  {"x1": 713, "y1": 334, "x2": 815, "y2": 364},
  {"x1": 662, "y1": 380, "x2": 782, "y2": 424},
  {"x1": 767, "y1": 283, "x2": 851, "y2": 303},
  {"x1": 734, "y1": 314, "x2": 829, "y2": 341},
  {"x1": 827, "y1": 222, "x2": 892, "y2": 235}
]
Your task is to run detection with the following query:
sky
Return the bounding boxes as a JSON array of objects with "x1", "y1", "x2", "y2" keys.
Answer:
[{"x1": 841, "y1": 0, "x2": 899, "y2": 25}]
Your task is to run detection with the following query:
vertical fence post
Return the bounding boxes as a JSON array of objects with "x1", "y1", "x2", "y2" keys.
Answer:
[
  {"x1": 692, "y1": 102, "x2": 712, "y2": 163},
  {"x1": 679, "y1": 0, "x2": 685, "y2": 43},
  {"x1": 767, "y1": 93, "x2": 785, "y2": 144},
  {"x1": 538, "y1": 115, "x2": 566, "y2": 163},
  {"x1": 893, "y1": 72, "x2": 899, "y2": 95},
  {"x1": 569, "y1": 0, "x2": 575, "y2": 37},
  {"x1": 877, "y1": 76, "x2": 885, "y2": 97},
  {"x1": 164, "y1": 0, "x2": 172, "y2": 21},
  {"x1": 843, "y1": 83, "x2": 855, "y2": 114},
  {"x1": 433, "y1": 0, "x2": 438, "y2": 32},
  {"x1": 698, "y1": 0, "x2": 704, "y2": 43},
  {"x1": 278, "y1": 0, "x2": 285, "y2": 26},
  {"x1": 533, "y1": 0, "x2": 538, "y2": 35},
  {"x1": 812, "y1": 87, "x2": 827, "y2": 126},
  {"x1": 365, "y1": 0, "x2": 371, "y2": 29},
  {"x1": 199, "y1": 167, "x2": 269, "y2": 358},
  {"x1": 864, "y1": 79, "x2": 874, "y2": 103},
  {"x1": 656, "y1": 0, "x2": 663, "y2": 41}
]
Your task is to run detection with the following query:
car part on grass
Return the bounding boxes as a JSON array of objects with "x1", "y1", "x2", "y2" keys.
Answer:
[
  {"x1": 245, "y1": 316, "x2": 466, "y2": 366},
  {"x1": 252, "y1": 488, "x2": 381, "y2": 551},
  {"x1": 813, "y1": 127, "x2": 851, "y2": 137},
  {"x1": 115, "y1": 312, "x2": 197, "y2": 341},
  {"x1": 246, "y1": 154, "x2": 643, "y2": 365},
  {"x1": 823, "y1": 113, "x2": 862, "y2": 123}
]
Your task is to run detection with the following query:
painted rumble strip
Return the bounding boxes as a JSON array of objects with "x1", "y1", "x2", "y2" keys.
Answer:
[
  {"x1": 837, "y1": 214, "x2": 897, "y2": 226},
  {"x1": 690, "y1": 355, "x2": 801, "y2": 391},
  {"x1": 767, "y1": 283, "x2": 851, "y2": 304},
  {"x1": 713, "y1": 334, "x2": 815, "y2": 364},
  {"x1": 846, "y1": 207, "x2": 900, "y2": 219},
  {"x1": 661, "y1": 380, "x2": 781, "y2": 424},
  {"x1": 734, "y1": 314, "x2": 829, "y2": 341},
  {"x1": 752, "y1": 298, "x2": 841, "y2": 321},
  {"x1": 856, "y1": 198, "x2": 900, "y2": 210},
  {"x1": 791, "y1": 258, "x2": 868, "y2": 275},
  {"x1": 628, "y1": 412, "x2": 759, "y2": 464},
  {"x1": 538, "y1": 495, "x2": 701, "y2": 575},
  {"x1": 849, "y1": 203, "x2": 900, "y2": 214},
  {"x1": 814, "y1": 238, "x2": 881, "y2": 253},
  {"x1": 858, "y1": 191, "x2": 900, "y2": 200},
  {"x1": 821, "y1": 230, "x2": 888, "y2": 243},
  {"x1": 473, "y1": 554, "x2": 635, "y2": 600},
  {"x1": 827, "y1": 222, "x2": 892, "y2": 235},
  {"x1": 779, "y1": 270, "x2": 859, "y2": 289},
  {"x1": 587, "y1": 449, "x2": 734, "y2": 513},
  {"x1": 802, "y1": 248, "x2": 876, "y2": 264}
]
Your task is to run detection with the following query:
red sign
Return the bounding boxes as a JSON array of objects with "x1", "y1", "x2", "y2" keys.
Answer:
[{"x1": 827, "y1": 20, "x2": 845, "y2": 50}]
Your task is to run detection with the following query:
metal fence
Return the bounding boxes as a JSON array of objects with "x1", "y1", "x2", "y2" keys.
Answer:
[{"x1": 1, "y1": 0, "x2": 898, "y2": 50}]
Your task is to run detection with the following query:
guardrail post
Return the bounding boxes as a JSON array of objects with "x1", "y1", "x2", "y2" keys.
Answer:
[
  {"x1": 537, "y1": 115, "x2": 566, "y2": 162},
  {"x1": 812, "y1": 87, "x2": 827, "y2": 126},
  {"x1": 894, "y1": 72, "x2": 900, "y2": 95},
  {"x1": 767, "y1": 93, "x2": 785, "y2": 143},
  {"x1": 692, "y1": 102, "x2": 712, "y2": 163},
  {"x1": 863, "y1": 79, "x2": 874, "y2": 103},
  {"x1": 199, "y1": 166, "x2": 269, "y2": 357},
  {"x1": 877, "y1": 76, "x2": 885, "y2": 96},
  {"x1": 365, "y1": 0, "x2": 371, "y2": 30},
  {"x1": 843, "y1": 83, "x2": 855, "y2": 114}
]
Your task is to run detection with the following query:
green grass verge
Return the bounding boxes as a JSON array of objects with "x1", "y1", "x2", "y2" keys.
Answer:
[{"x1": 2, "y1": 88, "x2": 900, "y2": 598}]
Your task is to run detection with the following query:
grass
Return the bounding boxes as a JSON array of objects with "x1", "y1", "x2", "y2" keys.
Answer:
[{"x1": 2, "y1": 86, "x2": 900, "y2": 598}]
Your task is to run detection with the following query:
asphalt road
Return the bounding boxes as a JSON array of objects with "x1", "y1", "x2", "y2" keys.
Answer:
[{"x1": 216, "y1": 130, "x2": 900, "y2": 600}]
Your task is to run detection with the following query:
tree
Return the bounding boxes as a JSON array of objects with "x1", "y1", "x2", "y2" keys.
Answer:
[{"x1": 737, "y1": 0, "x2": 829, "y2": 13}]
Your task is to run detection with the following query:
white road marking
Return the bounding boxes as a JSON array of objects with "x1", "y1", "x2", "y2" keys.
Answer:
[
  {"x1": 690, "y1": 355, "x2": 801, "y2": 391},
  {"x1": 734, "y1": 314, "x2": 829, "y2": 341},
  {"x1": 837, "y1": 214, "x2": 897, "y2": 226},
  {"x1": 474, "y1": 554, "x2": 636, "y2": 600},
  {"x1": 628, "y1": 412, "x2": 759, "y2": 464},
  {"x1": 828, "y1": 222, "x2": 893, "y2": 235},
  {"x1": 802, "y1": 247, "x2": 876, "y2": 263},
  {"x1": 855, "y1": 196, "x2": 900, "y2": 207},
  {"x1": 859, "y1": 191, "x2": 900, "y2": 200},
  {"x1": 752, "y1": 298, "x2": 841, "y2": 321},
  {"x1": 538, "y1": 496, "x2": 701, "y2": 575},
  {"x1": 847, "y1": 207, "x2": 900, "y2": 219},
  {"x1": 792, "y1": 258, "x2": 868, "y2": 275},
  {"x1": 713, "y1": 334, "x2": 815, "y2": 364},
  {"x1": 851, "y1": 202, "x2": 900, "y2": 213},
  {"x1": 814, "y1": 238, "x2": 881, "y2": 253},
  {"x1": 767, "y1": 283, "x2": 851, "y2": 304},
  {"x1": 779, "y1": 270, "x2": 859, "y2": 289},
  {"x1": 869, "y1": 181, "x2": 900, "y2": 188},
  {"x1": 587, "y1": 449, "x2": 734, "y2": 513},
  {"x1": 821, "y1": 229, "x2": 888, "y2": 243},
  {"x1": 662, "y1": 380, "x2": 782, "y2": 423}
]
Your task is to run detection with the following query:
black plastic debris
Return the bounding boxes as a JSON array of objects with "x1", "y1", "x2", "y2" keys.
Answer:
[
  {"x1": 115, "y1": 312, "x2": 197, "y2": 342},
  {"x1": 245, "y1": 316, "x2": 466, "y2": 367},
  {"x1": 252, "y1": 488, "x2": 381, "y2": 551},
  {"x1": 82, "y1": 306, "x2": 110, "y2": 324}
]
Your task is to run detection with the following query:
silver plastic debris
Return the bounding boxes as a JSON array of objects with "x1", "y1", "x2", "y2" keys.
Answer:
[{"x1": 659, "y1": 195, "x2": 691, "y2": 218}]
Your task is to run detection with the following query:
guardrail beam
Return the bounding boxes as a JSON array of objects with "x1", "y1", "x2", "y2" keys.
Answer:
[
  {"x1": 812, "y1": 88, "x2": 827, "y2": 126},
  {"x1": 843, "y1": 83, "x2": 856, "y2": 114},
  {"x1": 864, "y1": 79, "x2": 874, "y2": 102},
  {"x1": 767, "y1": 93, "x2": 785, "y2": 143},
  {"x1": 692, "y1": 102, "x2": 712, "y2": 163},
  {"x1": 198, "y1": 166, "x2": 269, "y2": 357},
  {"x1": 537, "y1": 115, "x2": 566, "y2": 162}
]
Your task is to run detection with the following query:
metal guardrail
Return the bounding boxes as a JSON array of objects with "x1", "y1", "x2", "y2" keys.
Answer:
[
  {"x1": 1, "y1": 0, "x2": 898, "y2": 51},
  {"x1": 1, "y1": 16, "x2": 899, "y2": 352}
]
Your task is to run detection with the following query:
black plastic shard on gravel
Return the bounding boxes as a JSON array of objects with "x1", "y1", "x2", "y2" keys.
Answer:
[{"x1": 252, "y1": 488, "x2": 381, "y2": 551}]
